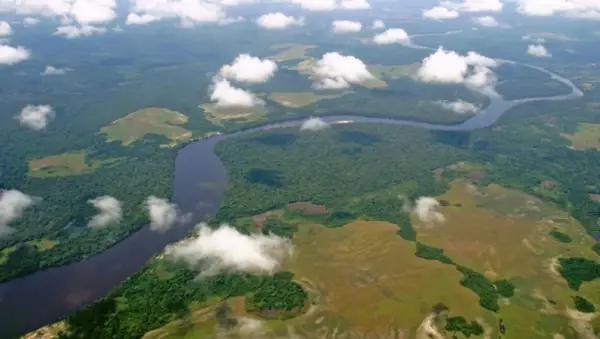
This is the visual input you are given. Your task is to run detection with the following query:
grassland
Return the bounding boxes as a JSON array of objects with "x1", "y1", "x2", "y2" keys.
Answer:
[
  {"x1": 267, "y1": 92, "x2": 348, "y2": 108},
  {"x1": 0, "y1": 246, "x2": 17, "y2": 265},
  {"x1": 415, "y1": 179, "x2": 600, "y2": 338},
  {"x1": 100, "y1": 108, "x2": 192, "y2": 146},
  {"x1": 201, "y1": 104, "x2": 267, "y2": 125},
  {"x1": 28, "y1": 151, "x2": 121, "y2": 178},
  {"x1": 367, "y1": 63, "x2": 420, "y2": 81},
  {"x1": 561, "y1": 123, "x2": 600, "y2": 150},
  {"x1": 269, "y1": 44, "x2": 317, "y2": 62}
]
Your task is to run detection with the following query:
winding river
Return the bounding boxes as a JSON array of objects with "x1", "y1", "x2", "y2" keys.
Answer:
[{"x1": 0, "y1": 41, "x2": 585, "y2": 338}]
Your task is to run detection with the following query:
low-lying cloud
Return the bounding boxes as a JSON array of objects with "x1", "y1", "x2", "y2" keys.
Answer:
[
  {"x1": 41, "y1": 66, "x2": 71, "y2": 75},
  {"x1": 423, "y1": 6, "x2": 459, "y2": 20},
  {"x1": 441, "y1": 0, "x2": 503, "y2": 13},
  {"x1": 210, "y1": 78, "x2": 263, "y2": 107},
  {"x1": 300, "y1": 117, "x2": 329, "y2": 131},
  {"x1": 527, "y1": 44, "x2": 551, "y2": 57},
  {"x1": 0, "y1": 45, "x2": 30, "y2": 65},
  {"x1": 88, "y1": 195, "x2": 123, "y2": 228},
  {"x1": 473, "y1": 15, "x2": 499, "y2": 27},
  {"x1": 312, "y1": 52, "x2": 374, "y2": 89},
  {"x1": 0, "y1": 21, "x2": 12, "y2": 36},
  {"x1": 436, "y1": 99, "x2": 480, "y2": 114},
  {"x1": 517, "y1": 0, "x2": 600, "y2": 20},
  {"x1": 256, "y1": 12, "x2": 303, "y2": 29},
  {"x1": 413, "y1": 197, "x2": 445, "y2": 225},
  {"x1": 54, "y1": 25, "x2": 106, "y2": 39},
  {"x1": 0, "y1": 190, "x2": 38, "y2": 237},
  {"x1": 126, "y1": 13, "x2": 160, "y2": 25},
  {"x1": 373, "y1": 28, "x2": 411, "y2": 45},
  {"x1": 16, "y1": 105, "x2": 55, "y2": 130},
  {"x1": 219, "y1": 54, "x2": 277, "y2": 83},
  {"x1": 372, "y1": 19, "x2": 385, "y2": 29},
  {"x1": 165, "y1": 223, "x2": 292, "y2": 278},
  {"x1": 332, "y1": 20, "x2": 362, "y2": 33},
  {"x1": 146, "y1": 196, "x2": 181, "y2": 232}
]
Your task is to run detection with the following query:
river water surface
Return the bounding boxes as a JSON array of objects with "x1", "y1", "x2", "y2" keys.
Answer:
[{"x1": 0, "y1": 57, "x2": 584, "y2": 337}]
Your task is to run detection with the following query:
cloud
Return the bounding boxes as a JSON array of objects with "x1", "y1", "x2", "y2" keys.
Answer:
[
  {"x1": 88, "y1": 196, "x2": 122, "y2": 228},
  {"x1": 441, "y1": 0, "x2": 503, "y2": 12},
  {"x1": 210, "y1": 78, "x2": 263, "y2": 107},
  {"x1": 527, "y1": 44, "x2": 551, "y2": 57},
  {"x1": 332, "y1": 20, "x2": 362, "y2": 33},
  {"x1": 54, "y1": 25, "x2": 106, "y2": 38},
  {"x1": 69, "y1": 0, "x2": 116, "y2": 25},
  {"x1": 373, "y1": 28, "x2": 411, "y2": 45},
  {"x1": 372, "y1": 19, "x2": 385, "y2": 29},
  {"x1": 312, "y1": 52, "x2": 374, "y2": 89},
  {"x1": 423, "y1": 6, "x2": 460, "y2": 19},
  {"x1": 473, "y1": 15, "x2": 499, "y2": 26},
  {"x1": 522, "y1": 34, "x2": 545, "y2": 43},
  {"x1": 41, "y1": 65, "x2": 71, "y2": 75},
  {"x1": 416, "y1": 47, "x2": 499, "y2": 89},
  {"x1": 16, "y1": 105, "x2": 55, "y2": 130},
  {"x1": 340, "y1": 0, "x2": 370, "y2": 9},
  {"x1": 165, "y1": 223, "x2": 292, "y2": 278},
  {"x1": 219, "y1": 54, "x2": 277, "y2": 83},
  {"x1": 256, "y1": 12, "x2": 303, "y2": 29},
  {"x1": 517, "y1": 0, "x2": 600, "y2": 19},
  {"x1": 23, "y1": 17, "x2": 40, "y2": 26},
  {"x1": 126, "y1": 13, "x2": 160, "y2": 25},
  {"x1": 130, "y1": 0, "x2": 226, "y2": 24},
  {"x1": 436, "y1": 99, "x2": 480, "y2": 114},
  {"x1": 146, "y1": 196, "x2": 181, "y2": 232},
  {"x1": 0, "y1": 190, "x2": 37, "y2": 237},
  {"x1": 287, "y1": 0, "x2": 336, "y2": 10},
  {"x1": 1, "y1": 0, "x2": 115, "y2": 26},
  {"x1": 413, "y1": 197, "x2": 445, "y2": 225},
  {"x1": 300, "y1": 117, "x2": 329, "y2": 131},
  {"x1": 0, "y1": 21, "x2": 12, "y2": 36},
  {"x1": 0, "y1": 45, "x2": 30, "y2": 65}
]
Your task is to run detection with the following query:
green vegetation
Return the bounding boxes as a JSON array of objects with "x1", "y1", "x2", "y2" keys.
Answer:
[
  {"x1": 549, "y1": 230, "x2": 573, "y2": 243},
  {"x1": 445, "y1": 316, "x2": 484, "y2": 337},
  {"x1": 456, "y1": 266, "x2": 500, "y2": 312},
  {"x1": 572, "y1": 296, "x2": 596, "y2": 313},
  {"x1": 28, "y1": 151, "x2": 121, "y2": 178},
  {"x1": 201, "y1": 104, "x2": 267, "y2": 125},
  {"x1": 262, "y1": 219, "x2": 297, "y2": 239},
  {"x1": 494, "y1": 279, "x2": 515, "y2": 298},
  {"x1": 415, "y1": 242, "x2": 453, "y2": 264},
  {"x1": 245, "y1": 272, "x2": 307, "y2": 317},
  {"x1": 100, "y1": 108, "x2": 192, "y2": 146},
  {"x1": 558, "y1": 257, "x2": 600, "y2": 290},
  {"x1": 561, "y1": 123, "x2": 600, "y2": 150}
]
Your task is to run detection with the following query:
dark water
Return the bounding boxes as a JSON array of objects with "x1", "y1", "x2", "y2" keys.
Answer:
[{"x1": 0, "y1": 64, "x2": 583, "y2": 338}]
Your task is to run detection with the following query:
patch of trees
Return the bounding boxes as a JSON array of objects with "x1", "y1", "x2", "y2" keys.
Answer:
[
  {"x1": 245, "y1": 272, "x2": 307, "y2": 318},
  {"x1": 572, "y1": 296, "x2": 596, "y2": 313},
  {"x1": 445, "y1": 316, "x2": 484, "y2": 338},
  {"x1": 456, "y1": 266, "x2": 500, "y2": 312},
  {"x1": 549, "y1": 230, "x2": 572, "y2": 243},
  {"x1": 262, "y1": 219, "x2": 297, "y2": 239},
  {"x1": 494, "y1": 279, "x2": 515, "y2": 298},
  {"x1": 558, "y1": 257, "x2": 600, "y2": 290},
  {"x1": 415, "y1": 242, "x2": 453, "y2": 264}
]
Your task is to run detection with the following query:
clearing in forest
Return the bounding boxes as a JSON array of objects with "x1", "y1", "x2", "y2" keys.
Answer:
[
  {"x1": 28, "y1": 151, "x2": 121, "y2": 178},
  {"x1": 201, "y1": 104, "x2": 267, "y2": 125},
  {"x1": 268, "y1": 92, "x2": 348, "y2": 108},
  {"x1": 367, "y1": 63, "x2": 420, "y2": 81},
  {"x1": 269, "y1": 44, "x2": 317, "y2": 62},
  {"x1": 286, "y1": 202, "x2": 329, "y2": 214},
  {"x1": 561, "y1": 123, "x2": 600, "y2": 150},
  {"x1": 100, "y1": 108, "x2": 192, "y2": 146},
  {"x1": 415, "y1": 179, "x2": 600, "y2": 338}
]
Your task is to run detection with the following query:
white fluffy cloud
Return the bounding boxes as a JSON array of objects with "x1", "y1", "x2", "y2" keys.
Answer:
[
  {"x1": 126, "y1": 13, "x2": 160, "y2": 25},
  {"x1": 130, "y1": 0, "x2": 226, "y2": 24},
  {"x1": 0, "y1": 21, "x2": 12, "y2": 36},
  {"x1": 332, "y1": 20, "x2": 362, "y2": 33},
  {"x1": 413, "y1": 197, "x2": 445, "y2": 225},
  {"x1": 41, "y1": 65, "x2": 71, "y2": 75},
  {"x1": 219, "y1": 54, "x2": 277, "y2": 83},
  {"x1": 256, "y1": 12, "x2": 303, "y2": 29},
  {"x1": 300, "y1": 117, "x2": 329, "y2": 131},
  {"x1": 312, "y1": 52, "x2": 374, "y2": 89},
  {"x1": 373, "y1": 28, "x2": 411, "y2": 45},
  {"x1": 473, "y1": 15, "x2": 499, "y2": 26},
  {"x1": 0, "y1": 45, "x2": 30, "y2": 64},
  {"x1": 210, "y1": 78, "x2": 263, "y2": 107},
  {"x1": 340, "y1": 0, "x2": 370, "y2": 9},
  {"x1": 372, "y1": 19, "x2": 384, "y2": 29},
  {"x1": 16, "y1": 105, "x2": 55, "y2": 130},
  {"x1": 287, "y1": 0, "x2": 370, "y2": 10},
  {"x1": 423, "y1": 6, "x2": 460, "y2": 19},
  {"x1": 146, "y1": 196, "x2": 180, "y2": 232},
  {"x1": 517, "y1": 0, "x2": 600, "y2": 19},
  {"x1": 527, "y1": 44, "x2": 551, "y2": 57},
  {"x1": 441, "y1": 0, "x2": 503, "y2": 12},
  {"x1": 417, "y1": 47, "x2": 499, "y2": 89},
  {"x1": 23, "y1": 17, "x2": 40, "y2": 26},
  {"x1": 54, "y1": 25, "x2": 106, "y2": 38},
  {"x1": 165, "y1": 223, "x2": 292, "y2": 277},
  {"x1": 436, "y1": 99, "x2": 480, "y2": 114},
  {"x1": 88, "y1": 195, "x2": 122, "y2": 228},
  {"x1": 69, "y1": 0, "x2": 116, "y2": 25},
  {"x1": 4, "y1": 0, "x2": 116, "y2": 25},
  {"x1": 0, "y1": 190, "x2": 37, "y2": 237}
]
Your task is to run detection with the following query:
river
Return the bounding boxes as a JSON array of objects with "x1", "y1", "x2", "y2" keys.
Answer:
[{"x1": 0, "y1": 46, "x2": 584, "y2": 338}]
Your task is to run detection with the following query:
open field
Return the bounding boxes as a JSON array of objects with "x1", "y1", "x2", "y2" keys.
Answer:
[
  {"x1": 561, "y1": 123, "x2": 600, "y2": 150},
  {"x1": 100, "y1": 108, "x2": 192, "y2": 146},
  {"x1": 27, "y1": 239, "x2": 59, "y2": 251},
  {"x1": 267, "y1": 92, "x2": 348, "y2": 108},
  {"x1": 368, "y1": 64, "x2": 420, "y2": 81},
  {"x1": 269, "y1": 44, "x2": 317, "y2": 62},
  {"x1": 201, "y1": 104, "x2": 267, "y2": 125},
  {"x1": 415, "y1": 179, "x2": 600, "y2": 338},
  {"x1": 28, "y1": 151, "x2": 121, "y2": 178},
  {"x1": 286, "y1": 202, "x2": 329, "y2": 214}
]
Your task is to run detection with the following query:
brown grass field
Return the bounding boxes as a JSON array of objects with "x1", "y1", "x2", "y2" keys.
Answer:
[
  {"x1": 286, "y1": 202, "x2": 329, "y2": 214},
  {"x1": 100, "y1": 108, "x2": 192, "y2": 146},
  {"x1": 268, "y1": 92, "x2": 348, "y2": 108},
  {"x1": 561, "y1": 123, "x2": 600, "y2": 150},
  {"x1": 28, "y1": 152, "x2": 121, "y2": 178},
  {"x1": 201, "y1": 104, "x2": 267, "y2": 125},
  {"x1": 269, "y1": 44, "x2": 317, "y2": 62}
]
